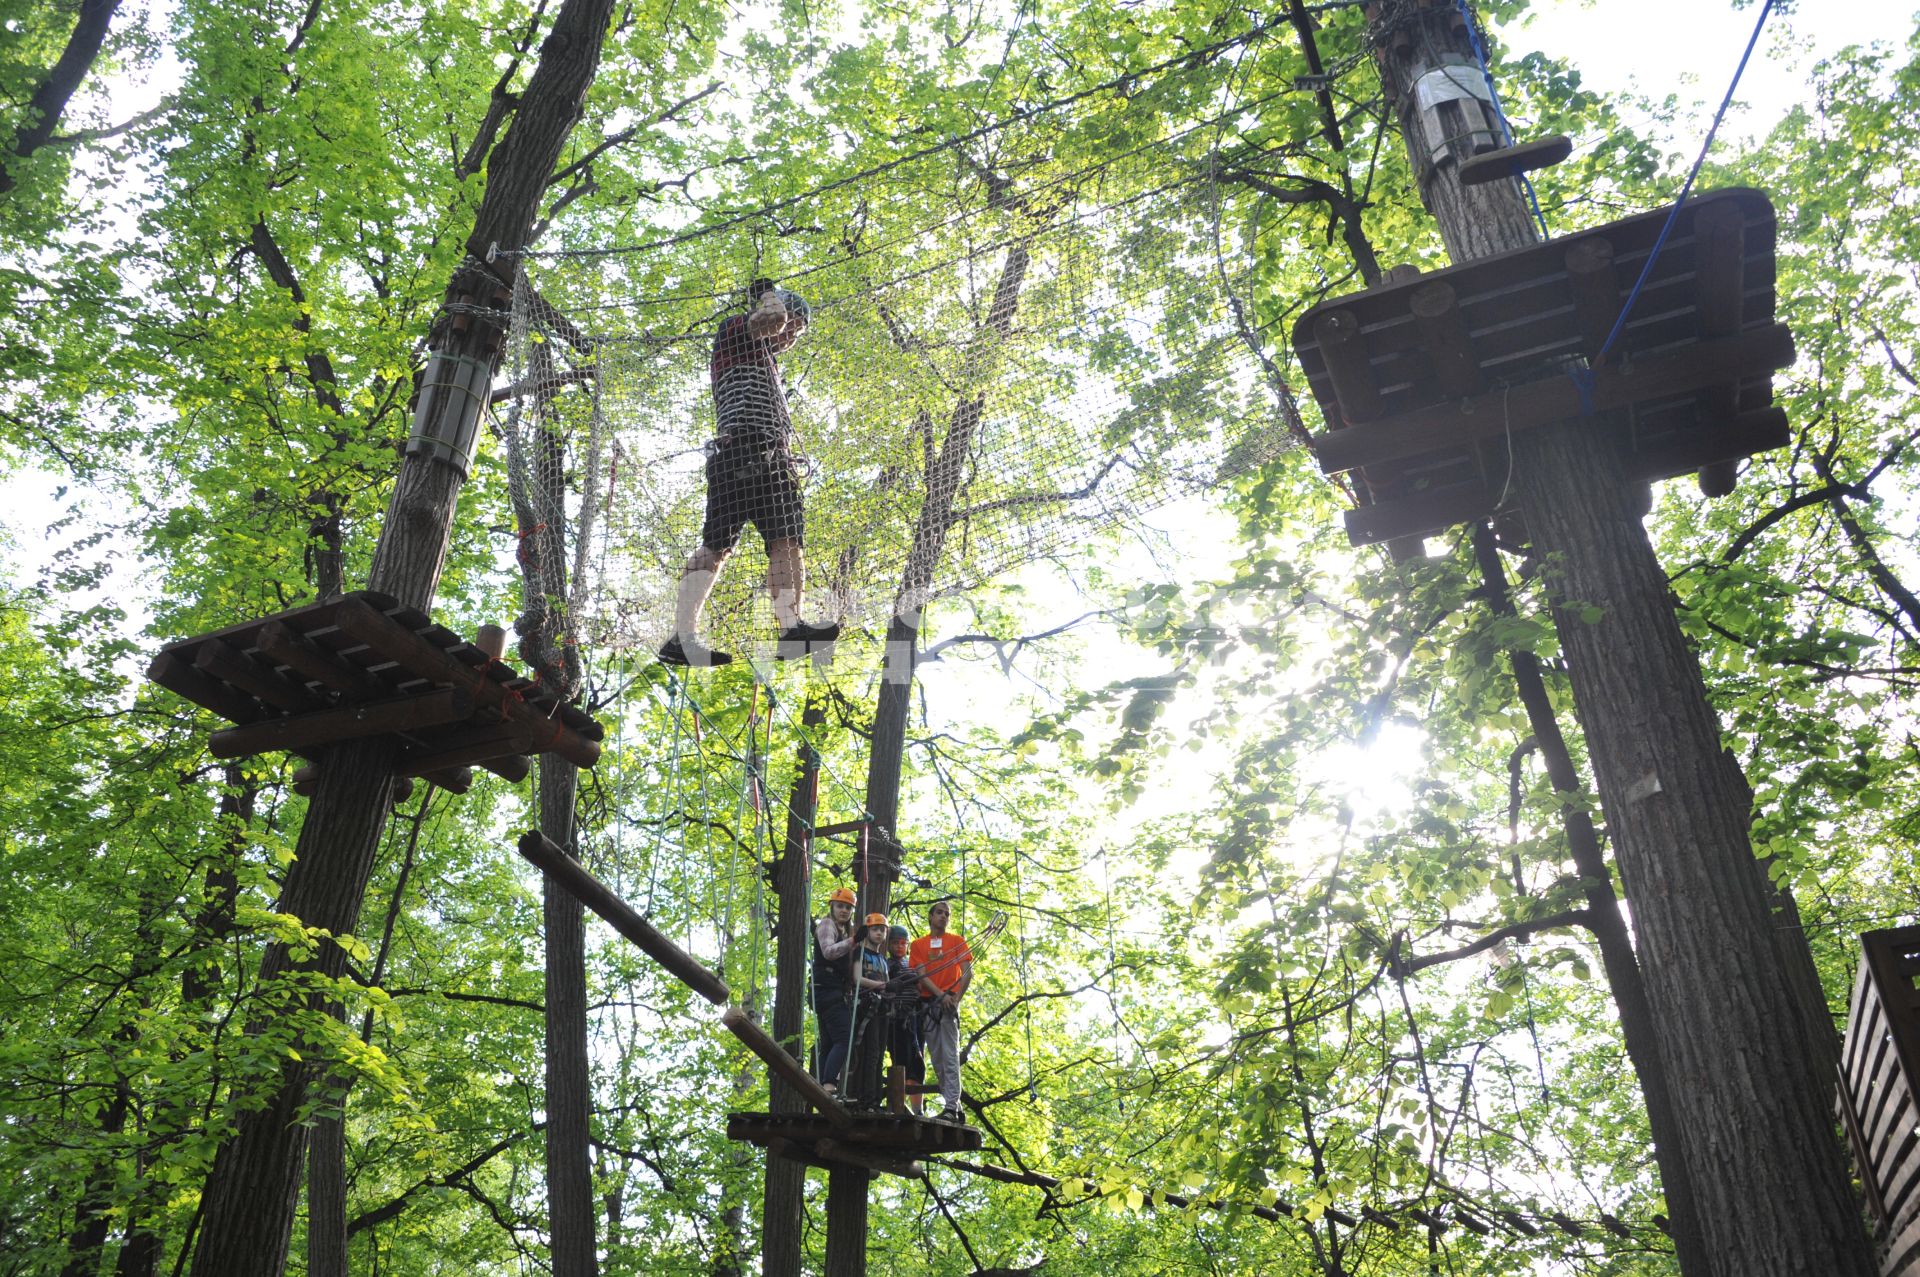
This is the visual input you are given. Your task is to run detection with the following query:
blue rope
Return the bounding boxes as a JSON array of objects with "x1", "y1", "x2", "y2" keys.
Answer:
[
  {"x1": 1588, "y1": 0, "x2": 1776, "y2": 377},
  {"x1": 1453, "y1": 0, "x2": 1549, "y2": 241}
]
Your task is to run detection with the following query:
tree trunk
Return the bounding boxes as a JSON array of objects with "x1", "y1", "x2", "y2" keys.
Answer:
[
  {"x1": 1470, "y1": 523, "x2": 1708, "y2": 1274},
  {"x1": 823, "y1": 1169, "x2": 872, "y2": 1277},
  {"x1": 1372, "y1": 8, "x2": 1871, "y2": 1274},
  {"x1": 762, "y1": 700, "x2": 824, "y2": 1277},
  {"x1": 542, "y1": 759, "x2": 598, "y2": 1277},
  {"x1": 1515, "y1": 426, "x2": 1870, "y2": 1275},
  {"x1": 0, "y1": 0, "x2": 122, "y2": 196},
  {"x1": 824, "y1": 242, "x2": 1033, "y2": 1276},
  {"x1": 305, "y1": 1107, "x2": 347, "y2": 1277},
  {"x1": 184, "y1": 2, "x2": 618, "y2": 1270}
]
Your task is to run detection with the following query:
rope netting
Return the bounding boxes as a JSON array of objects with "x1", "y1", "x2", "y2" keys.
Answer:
[{"x1": 496, "y1": 108, "x2": 1299, "y2": 659}]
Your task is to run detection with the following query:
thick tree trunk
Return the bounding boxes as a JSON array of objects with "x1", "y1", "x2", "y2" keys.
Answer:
[
  {"x1": 1515, "y1": 427, "x2": 1871, "y2": 1275},
  {"x1": 823, "y1": 1169, "x2": 872, "y2": 1277},
  {"x1": 0, "y1": 0, "x2": 122, "y2": 196},
  {"x1": 305, "y1": 1108, "x2": 347, "y2": 1277},
  {"x1": 1471, "y1": 524, "x2": 1708, "y2": 1274},
  {"x1": 542, "y1": 760, "x2": 598, "y2": 1277},
  {"x1": 762, "y1": 701, "x2": 824, "y2": 1277},
  {"x1": 184, "y1": 2, "x2": 617, "y2": 1271},
  {"x1": 1372, "y1": 7, "x2": 1872, "y2": 1274}
]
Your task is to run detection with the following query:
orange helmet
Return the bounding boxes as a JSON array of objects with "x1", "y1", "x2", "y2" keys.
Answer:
[
  {"x1": 828, "y1": 888, "x2": 856, "y2": 906},
  {"x1": 865, "y1": 912, "x2": 888, "y2": 927}
]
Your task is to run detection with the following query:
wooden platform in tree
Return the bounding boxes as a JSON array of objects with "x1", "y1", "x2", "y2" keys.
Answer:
[
  {"x1": 728, "y1": 1110, "x2": 983, "y2": 1179},
  {"x1": 1290, "y1": 187, "x2": 1791, "y2": 549},
  {"x1": 1839, "y1": 924, "x2": 1920, "y2": 1277},
  {"x1": 148, "y1": 591, "x2": 601, "y2": 791}
]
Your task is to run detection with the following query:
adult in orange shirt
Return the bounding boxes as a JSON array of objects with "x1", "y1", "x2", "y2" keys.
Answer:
[{"x1": 908, "y1": 900, "x2": 973, "y2": 1122}]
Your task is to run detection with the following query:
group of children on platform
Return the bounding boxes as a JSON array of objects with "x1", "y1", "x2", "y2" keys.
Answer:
[{"x1": 811, "y1": 890, "x2": 974, "y2": 1121}]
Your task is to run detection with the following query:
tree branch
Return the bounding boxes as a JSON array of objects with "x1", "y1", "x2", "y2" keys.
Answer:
[
  {"x1": 0, "y1": 0, "x2": 123, "y2": 196},
  {"x1": 1399, "y1": 912, "x2": 1591, "y2": 975}
]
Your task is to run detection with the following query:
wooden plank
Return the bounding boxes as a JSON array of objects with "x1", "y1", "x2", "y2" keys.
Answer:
[
  {"x1": 1313, "y1": 323, "x2": 1794, "y2": 476},
  {"x1": 256, "y1": 621, "x2": 386, "y2": 700},
  {"x1": 1313, "y1": 309, "x2": 1384, "y2": 424},
  {"x1": 477, "y1": 752, "x2": 532, "y2": 784},
  {"x1": 153, "y1": 594, "x2": 348, "y2": 661},
  {"x1": 1458, "y1": 134, "x2": 1572, "y2": 186},
  {"x1": 1293, "y1": 189, "x2": 1779, "y2": 424},
  {"x1": 1564, "y1": 237, "x2": 1620, "y2": 356},
  {"x1": 148, "y1": 651, "x2": 267, "y2": 725},
  {"x1": 813, "y1": 1138, "x2": 925, "y2": 1180},
  {"x1": 1840, "y1": 1051, "x2": 1894, "y2": 1223},
  {"x1": 1622, "y1": 407, "x2": 1790, "y2": 486},
  {"x1": 332, "y1": 599, "x2": 599, "y2": 768},
  {"x1": 1345, "y1": 478, "x2": 1490, "y2": 546},
  {"x1": 721, "y1": 1008, "x2": 853, "y2": 1127},
  {"x1": 1694, "y1": 200, "x2": 1748, "y2": 340},
  {"x1": 810, "y1": 819, "x2": 871, "y2": 839},
  {"x1": 1409, "y1": 281, "x2": 1483, "y2": 398},
  {"x1": 194, "y1": 639, "x2": 322, "y2": 714},
  {"x1": 1880, "y1": 1127, "x2": 1920, "y2": 1226},
  {"x1": 420, "y1": 766, "x2": 473, "y2": 793},
  {"x1": 395, "y1": 729, "x2": 532, "y2": 780},
  {"x1": 210, "y1": 687, "x2": 473, "y2": 760},
  {"x1": 519, "y1": 830, "x2": 731, "y2": 1003}
]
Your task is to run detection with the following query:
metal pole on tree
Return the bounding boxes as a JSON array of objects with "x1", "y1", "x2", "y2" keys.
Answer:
[{"x1": 1364, "y1": 2, "x2": 1871, "y2": 1273}]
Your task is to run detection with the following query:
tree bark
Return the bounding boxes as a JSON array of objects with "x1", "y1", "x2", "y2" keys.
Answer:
[
  {"x1": 1371, "y1": 7, "x2": 1872, "y2": 1273},
  {"x1": 184, "y1": 2, "x2": 618, "y2": 1271},
  {"x1": 762, "y1": 700, "x2": 825, "y2": 1277},
  {"x1": 542, "y1": 759, "x2": 598, "y2": 1277},
  {"x1": 0, "y1": 0, "x2": 122, "y2": 196},
  {"x1": 1470, "y1": 523, "x2": 1708, "y2": 1274},
  {"x1": 824, "y1": 242, "x2": 1032, "y2": 1276},
  {"x1": 305, "y1": 1106, "x2": 347, "y2": 1277}
]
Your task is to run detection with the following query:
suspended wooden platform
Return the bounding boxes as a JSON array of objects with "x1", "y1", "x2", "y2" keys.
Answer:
[
  {"x1": 728, "y1": 1110, "x2": 983, "y2": 1180},
  {"x1": 148, "y1": 591, "x2": 602, "y2": 792},
  {"x1": 1839, "y1": 924, "x2": 1920, "y2": 1277},
  {"x1": 1290, "y1": 187, "x2": 1791, "y2": 551}
]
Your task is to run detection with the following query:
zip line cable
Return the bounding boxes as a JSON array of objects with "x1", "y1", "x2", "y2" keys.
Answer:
[
  {"x1": 498, "y1": 9, "x2": 1376, "y2": 263},
  {"x1": 1579, "y1": 0, "x2": 1776, "y2": 395}
]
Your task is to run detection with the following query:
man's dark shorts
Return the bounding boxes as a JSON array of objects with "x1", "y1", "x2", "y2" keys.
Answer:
[{"x1": 701, "y1": 432, "x2": 805, "y2": 552}]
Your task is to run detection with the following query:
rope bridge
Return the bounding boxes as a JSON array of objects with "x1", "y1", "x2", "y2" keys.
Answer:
[{"x1": 493, "y1": 97, "x2": 1300, "y2": 660}]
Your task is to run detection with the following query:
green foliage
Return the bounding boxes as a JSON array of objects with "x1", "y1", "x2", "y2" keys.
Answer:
[{"x1": 1, "y1": 1, "x2": 1917, "y2": 1274}]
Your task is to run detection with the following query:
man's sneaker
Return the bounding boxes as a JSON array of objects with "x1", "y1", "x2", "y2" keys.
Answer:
[
  {"x1": 658, "y1": 635, "x2": 734, "y2": 668},
  {"x1": 775, "y1": 620, "x2": 841, "y2": 661},
  {"x1": 934, "y1": 1109, "x2": 967, "y2": 1125}
]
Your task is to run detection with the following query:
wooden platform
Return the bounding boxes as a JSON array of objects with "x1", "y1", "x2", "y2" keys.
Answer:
[
  {"x1": 728, "y1": 1110, "x2": 982, "y2": 1179},
  {"x1": 1290, "y1": 187, "x2": 1791, "y2": 548},
  {"x1": 1840, "y1": 925, "x2": 1920, "y2": 1277},
  {"x1": 148, "y1": 591, "x2": 601, "y2": 791}
]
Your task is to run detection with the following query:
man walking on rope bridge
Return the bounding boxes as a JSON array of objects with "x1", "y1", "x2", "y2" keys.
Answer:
[
  {"x1": 660, "y1": 278, "x2": 842, "y2": 667},
  {"x1": 911, "y1": 900, "x2": 974, "y2": 1123}
]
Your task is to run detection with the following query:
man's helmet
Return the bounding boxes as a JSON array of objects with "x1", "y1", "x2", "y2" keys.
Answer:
[{"x1": 774, "y1": 287, "x2": 811, "y2": 325}]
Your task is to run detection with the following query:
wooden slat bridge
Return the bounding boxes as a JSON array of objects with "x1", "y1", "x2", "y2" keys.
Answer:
[
  {"x1": 729, "y1": 1111, "x2": 984, "y2": 1181},
  {"x1": 516, "y1": 832, "x2": 953, "y2": 1179},
  {"x1": 1840, "y1": 924, "x2": 1920, "y2": 1277},
  {"x1": 148, "y1": 590, "x2": 602, "y2": 792},
  {"x1": 1290, "y1": 187, "x2": 1791, "y2": 554}
]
